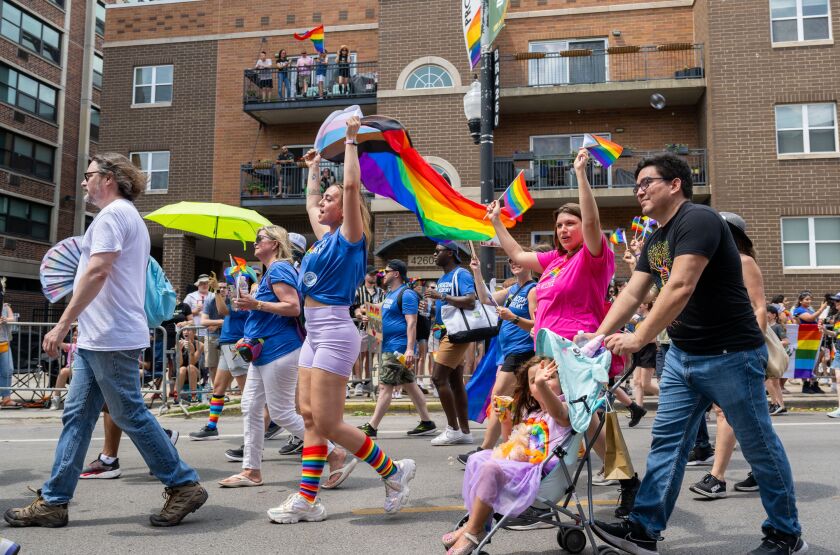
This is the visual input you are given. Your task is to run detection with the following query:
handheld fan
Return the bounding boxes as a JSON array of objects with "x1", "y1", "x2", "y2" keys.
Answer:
[{"x1": 40, "y1": 236, "x2": 83, "y2": 303}]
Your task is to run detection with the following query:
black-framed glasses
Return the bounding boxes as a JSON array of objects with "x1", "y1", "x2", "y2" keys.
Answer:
[
  {"x1": 633, "y1": 176, "x2": 671, "y2": 195},
  {"x1": 83, "y1": 171, "x2": 104, "y2": 182}
]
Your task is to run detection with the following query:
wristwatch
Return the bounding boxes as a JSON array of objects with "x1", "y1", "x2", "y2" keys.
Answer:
[{"x1": 513, "y1": 316, "x2": 520, "y2": 324}]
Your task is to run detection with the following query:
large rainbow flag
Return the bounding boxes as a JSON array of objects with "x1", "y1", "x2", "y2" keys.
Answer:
[
  {"x1": 294, "y1": 25, "x2": 324, "y2": 53},
  {"x1": 793, "y1": 323, "x2": 821, "y2": 379},
  {"x1": 315, "y1": 107, "x2": 516, "y2": 241}
]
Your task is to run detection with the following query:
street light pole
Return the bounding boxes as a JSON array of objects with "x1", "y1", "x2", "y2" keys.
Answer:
[{"x1": 478, "y1": 0, "x2": 495, "y2": 280}]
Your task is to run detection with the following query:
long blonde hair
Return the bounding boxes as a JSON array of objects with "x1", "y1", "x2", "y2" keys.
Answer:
[{"x1": 258, "y1": 225, "x2": 294, "y2": 264}]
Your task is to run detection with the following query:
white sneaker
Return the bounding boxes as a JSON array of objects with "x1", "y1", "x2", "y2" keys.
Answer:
[
  {"x1": 430, "y1": 384, "x2": 439, "y2": 398},
  {"x1": 393, "y1": 390, "x2": 403, "y2": 399},
  {"x1": 430, "y1": 426, "x2": 473, "y2": 446},
  {"x1": 354, "y1": 383, "x2": 364, "y2": 397},
  {"x1": 827, "y1": 408, "x2": 840, "y2": 419},
  {"x1": 383, "y1": 459, "x2": 416, "y2": 513},
  {"x1": 49, "y1": 397, "x2": 62, "y2": 410},
  {"x1": 267, "y1": 493, "x2": 327, "y2": 524}
]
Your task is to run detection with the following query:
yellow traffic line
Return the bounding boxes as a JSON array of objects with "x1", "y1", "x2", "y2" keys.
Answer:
[{"x1": 351, "y1": 499, "x2": 616, "y2": 516}]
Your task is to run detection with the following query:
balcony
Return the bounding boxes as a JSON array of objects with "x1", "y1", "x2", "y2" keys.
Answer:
[
  {"x1": 499, "y1": 44, "x2": 705, "y2": 113},
  {"x1": 493, "y1": 149, "x2": 709, "y2": 207},
  {"x1": 243, "y1": 62, "x2": 378, "y2": 125}
]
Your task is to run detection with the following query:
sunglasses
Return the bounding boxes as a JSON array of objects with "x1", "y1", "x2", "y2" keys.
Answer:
[{"x1": 254, "y1": 235, "x2": 273, "y2": 245}]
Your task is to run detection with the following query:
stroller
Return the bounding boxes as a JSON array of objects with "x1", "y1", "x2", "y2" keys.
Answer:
[{"x1": 453, "y1": 329, "x2": 637, "y2": 555}]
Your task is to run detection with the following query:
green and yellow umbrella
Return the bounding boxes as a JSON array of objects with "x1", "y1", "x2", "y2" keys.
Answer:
[{"x1": 144, "y1": 202, "x2": 272, "y2": 250}]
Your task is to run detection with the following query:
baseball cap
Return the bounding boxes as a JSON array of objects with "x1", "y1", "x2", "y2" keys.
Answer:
[
  {"x1": 194, "y1": 274, "x2": 210, "y2": 286},
  {"x1": 289, "y1": 232, "x2": 306, "y2": 253},
  {"x1": 830, "y1": 292, "x2": 840, "y2": 301},
  {"x1": 365, "y1": 265, "x2": 377, "y2": 275},
  {"x1": 386, "y1": 259, "x2": 408, "y2": 280},
  {"x1": 439, "y1": 240, "x2": 462, "y2": 263},
  {"x1": 720, "y1": 211, "x2": 752, "y2": 249}
]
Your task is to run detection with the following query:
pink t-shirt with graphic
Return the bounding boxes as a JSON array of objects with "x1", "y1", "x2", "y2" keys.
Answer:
[{"x1": 534, "y1": 235, "x2": 614, "y2": 341}]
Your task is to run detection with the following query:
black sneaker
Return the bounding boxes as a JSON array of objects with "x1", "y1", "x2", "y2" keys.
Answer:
[
  {"x1": 406, "y1": 420, "x2": 437, "y2": 436},
  {"x1": 748, "y1": 527, "x2": 808, "y2": 554},
  {"x1": 278, "y1": 436, "x2": 304, "y2": 455},
  {"x1": 80, "y1": 455, "x2": 122, "y2": 479},
  {"x1": 189, "y1": 425, "x2": 219, "y2": 441},
  {"x1": 225, "y1": 445, "x2": 244, "y2": 462},
  {"x1": 165, "y1": 428, "x2": 179, "y2": 446},
  {"x1": 771, "y1": 406, "x2": 788, "y2": 416},
  {"x1": 357, "y1": 422, "x2": 377, "y2": 438},
  {"x1": 615, "y1": 474, "x2": 640, "y2": 518},
  {"x1": 628, "y1": 403, "x2": 648, "y2": 428},
  {"x1": 264, "y1": 422, "x2": 284, "y2": 440},
  {"x1": 456, "y1": 448, "x2": 482, "y2": 466},
  {"x1": 690, "y1": 473, "x2": 727, "y2": 499},
  {"x1": 593, "y1": 519, "x2": 659, "y2": 555},
  {"x1": 735, "y1": 472, "x2": 760, "y2": 492},
  {"x1": 686, "y1": 445, "x2": 715, "y2": 466}
]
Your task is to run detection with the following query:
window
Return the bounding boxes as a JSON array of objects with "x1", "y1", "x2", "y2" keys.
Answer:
[
  {"x1": 781, "y1": 216, "x2": 840, "y2": 268},
  {"x1": 133, "y1": 65, "x2": 172, "y2": 105},
  {"x1": 90, "y1": 106, "x2": 99, "y2": 142},
  {"x1": 430, "y1": 163, "x2": 452, "y2": 185},
  {"x1": 0, "y1": 194, "x2": 50, "y2": 241},
  {"x1": 775, "y1": 103, "x2": 838, "y2": 154},
  {"x1": 92, "y1": 53, "x2": 103, "y2": 89},
  {"x1": 528, "y1": 39, "x2": 607, "y2": 86},
  {"x1": 95, "y1": 1, "x2": 105, "y2": 36},
  {"x1": 405, "y1": 65, "x2": 453, "y2": 89},
  {"x1": 770, "y1": 0, "x2": 831, "y2": 42},
  {"x1": 130, "y1": 151, "x2": 169, "y2": 192},
  {"x1": 531, "y1": 231, "x2": 555, "y2": 247},
  {"x1": 0, "y1": 1, "x2": 62, "y2": 64},
  {"x1": 0, "y1": 129, "x2": 55, "y2": 180},
  {"x1": 0, "y1": 63, "x2": 57, "y2": 121}
]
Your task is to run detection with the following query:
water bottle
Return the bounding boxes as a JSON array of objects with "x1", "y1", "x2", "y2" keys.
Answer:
[{"x1": 419, "y1": 299, "x2": 431, "y2": 318}]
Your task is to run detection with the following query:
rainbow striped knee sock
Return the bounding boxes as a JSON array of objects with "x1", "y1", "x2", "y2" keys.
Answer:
[
  {"x1": 300, "y1": 444, "x2": 328, "y2": 504},
  {"x1": 354, "y1": 435, "x2": 397, "y2": 479},
  {"x1": 206, "y1": 395, "x2": 225, "y2": 430}
]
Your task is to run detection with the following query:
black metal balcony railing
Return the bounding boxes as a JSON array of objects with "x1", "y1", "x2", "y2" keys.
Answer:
[
  {"x1": 501, "y1": 44, "x2": 703, "y2": 88},
  {"x1": 243, "y1": 62, "x2": 378, "y2": 104},
  {"x1": 493, "y1": 149, "x2": 707, "y2": 192},
  {"x1": 241, "y1": 161, "x2": 345, "y2": 199}
]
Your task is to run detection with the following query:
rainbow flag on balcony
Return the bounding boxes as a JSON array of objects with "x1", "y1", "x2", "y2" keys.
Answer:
[
  {"x1": 583, "y1": 134, "x2": 623, "y2": 168},
  {"x1": 793, "y1": 323, "x2": 821, "y2": 379},
  {"x1": 499, "y1": 171, "x2": 534, "y2": 221},
  {"x1": 315, "y1": 106, "x2": 517, "y2": 241},
  {"x1": 294, "y1": 25, "x2": 324, "y2": 53}
]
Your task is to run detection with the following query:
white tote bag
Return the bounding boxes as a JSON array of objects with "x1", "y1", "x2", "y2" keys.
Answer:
[{"x1": 440, "y1": 268, "x2": 499, "y2": 344}]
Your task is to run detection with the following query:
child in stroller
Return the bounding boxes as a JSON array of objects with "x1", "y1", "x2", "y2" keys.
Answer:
[{"x1": 442, "y1": 355, "x2": 572, "y2": 554}]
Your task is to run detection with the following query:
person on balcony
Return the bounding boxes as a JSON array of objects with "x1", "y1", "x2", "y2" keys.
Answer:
[
  {"x1": 337, "y1": 45, "x2": 350, "y2": 95},
  {"x1": 254, "y1": 51, "x2": 273, "y2": 102},
  {"x1": 296, "y1": 50, "x2": 313, "y2": 97},
  {"x1": 315, "y1": 51, "x2": 328, "y2": 98},
  {"x1": 275, "y1": 146, "x2": 295, "y2": 198},
  {"x1": 276, "y1": 49, "x2": 291, "y2": 100}
]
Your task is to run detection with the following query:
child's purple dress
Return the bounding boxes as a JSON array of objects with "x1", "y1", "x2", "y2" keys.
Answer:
[{"x1": 462, "y1": 396, "x2": 571, "y2": 517}]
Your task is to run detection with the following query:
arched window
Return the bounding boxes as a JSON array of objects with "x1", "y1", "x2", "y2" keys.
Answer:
[
  {"x1": 430, "y1": 163, "x2": 452, "y2": 185},
  {"x1": 405, "y1": 65, "x2": 454, "y2": 89}
]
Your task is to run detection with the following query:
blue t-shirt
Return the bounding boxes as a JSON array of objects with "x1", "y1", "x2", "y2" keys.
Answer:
[
  {"x1": 792, "y1": 306, "x2": 813, "y2": 320},
  {"x1": 499, "y1": 282, "x2": 536, "y2": 357},
  {"x1": 382, "y1": 285, "x2": 419, "y2": 354},
  {"x1": 218, "y1": 300, "x2": 248, "y2": 345},
  {"x1": 299, "y1": 230, "x2": 366, "y2": 306},
  {"x1": 435, "y1": 267, "x2": 476, "y2": 326},
  {"x1": 202, "y1": 295, "x2": 223, "y2": 338},
  {"x1": 244, "y1": 261, "x2": 304, "y2": 365}
]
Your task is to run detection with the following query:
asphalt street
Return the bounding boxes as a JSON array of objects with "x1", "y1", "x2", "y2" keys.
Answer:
[{"x1": 0, "y1": 411, "x2": 838, "y2": 554}]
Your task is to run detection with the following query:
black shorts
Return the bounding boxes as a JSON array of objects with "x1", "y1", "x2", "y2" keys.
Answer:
[
  {"x1": 338, "y1": 63, "x2": 350, "y2": 78},
  {"x1": 259, "y1": 78, "x2": 273, "y2": 88},
  {"x1": 632, "y1": 342, "x2": 657, "y2": 369},
  {"x1": 500, "y1": 350, "x2": 535, "y2": 373}
]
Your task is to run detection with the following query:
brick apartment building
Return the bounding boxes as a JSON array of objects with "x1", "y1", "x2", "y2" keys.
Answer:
[
  {"x1": 0, "y1": 0, "x2": 107, "y2": 319},
  {"x1": 98, "y1": 0, "x2": 840, "y2": 299}
]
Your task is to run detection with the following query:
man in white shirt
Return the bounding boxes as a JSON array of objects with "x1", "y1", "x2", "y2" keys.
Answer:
[{"x1": 4, "y1": 153, "x2": 207, "y2": 529}]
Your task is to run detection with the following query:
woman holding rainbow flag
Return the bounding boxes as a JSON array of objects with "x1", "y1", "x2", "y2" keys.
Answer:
[{"x1": 267, "y1": 115, "x2": 415, "y2": 524}]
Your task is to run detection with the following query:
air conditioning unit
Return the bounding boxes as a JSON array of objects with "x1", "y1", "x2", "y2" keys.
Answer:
[
  {"x1": 17, "y1": 48, "x2": 28, "y2": 62},
  {"x1": 13, "y1": 111, "x2": 25, "y2": 123},
  {"x1": 9, "y1": 174, "x2": 20, "y2": 186},
  {"x1": 0, "y1": 237, "x2": 17, "y2": 251}
]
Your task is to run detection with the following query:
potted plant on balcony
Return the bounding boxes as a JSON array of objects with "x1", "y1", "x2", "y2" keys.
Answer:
[
  {"x1": 246, "y1": 181, "x2": 265, "y2": 196},
  {"x1": 665, "y1": 143, "x2": 689, "y2": 155}
]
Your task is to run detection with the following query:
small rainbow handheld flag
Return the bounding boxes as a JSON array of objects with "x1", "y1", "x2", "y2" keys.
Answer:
[
  {"x1": 794, "y1": 323, "x2": 821, "y2": 379},
  {"x1": 641, "y1": 216, "x2": 658, "y2": 239},
  {"x1": 582, "y1": 134, "x2": 623, "y2": 168},
  {"x1": 609, "y1": 228, "x2": 627, "y2": 246},
  {"x1": 500, "y1": 171, "x2": 534, "y2": 221},
  {"x1": 294, "y1": 25, "x2": 324, "y2": 53},
  {"x1": 631, "y1": 216, "x2": 644, "y2": 238}
]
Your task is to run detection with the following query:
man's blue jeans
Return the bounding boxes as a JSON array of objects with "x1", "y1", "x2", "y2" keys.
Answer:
[
  {"x1": 0, "y1": 347, "x2": 12, "y2": 398},
  {"x1": 42, "y1": 348, "x2": 199, "y2": 505},
  {"x1": 630, "y1": 343, "x2": 800, "y2": 538}
]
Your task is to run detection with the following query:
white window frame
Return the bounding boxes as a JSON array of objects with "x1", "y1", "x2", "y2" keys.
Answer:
[
  {"x1": 404, "y1": 64, "x2": 454, "y2": 89},
  {"x1": 780, "y1": 216, "x2": 840, "y2": 269},
  {"x1": 775, "y1": 102, "x2": 839, "y2": 156},
  {"x1": 132, "y1": 64, "x2": 173, "y2": 106},
  {"x1": 770, "y1": 0, "x2": 833, "y2": 44},
  {"x1": 531, "y1": 231, "x2": 554, "y2": 247},
  {"x1": 130, "y1": 150, "x2": 169, "y2": 193},
  {"x1": 529, "y1": 132, "x2": 613, "y2": 186},
  {"x1": 527, "y1": 38, "x2": 609, "y2": 87}
]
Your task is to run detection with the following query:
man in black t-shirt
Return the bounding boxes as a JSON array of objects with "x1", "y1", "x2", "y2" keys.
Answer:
[{"x1": 588, "y1": 154, "x2": 804, "y2": 555}]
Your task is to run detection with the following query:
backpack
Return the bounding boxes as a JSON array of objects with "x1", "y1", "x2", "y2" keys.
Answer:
[
  {"x1": 145, "y1": 258, "x2": 177, "y2": 328},
  {"x1": 397, "y1": 286, "x2": 432, "y2": 341}
]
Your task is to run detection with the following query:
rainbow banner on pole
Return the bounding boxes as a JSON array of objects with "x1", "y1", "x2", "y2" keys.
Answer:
[
  {"x1": 500, "y1": 171, "x2": 534, "y2": 221},
  {"x1": 463, "y1": 0, "x2": 482, "y2": 69},
  {"x1": 315, "y1": 106, "x2": 517, "y2": 241},
  {"x1": 582, "y1": 134, "x2": 623, "y2": 168},
  {"x1": 793, "y1": 323, "x2": 821, "y2": 379},
  {"x1": 294, "y1": 25, "x2": 324, "y2": 53}
]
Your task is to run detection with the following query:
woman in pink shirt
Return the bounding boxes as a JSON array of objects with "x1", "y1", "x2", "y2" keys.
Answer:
[{"x1": 487, "y1": 148, "x2": 614, "y2": 341}]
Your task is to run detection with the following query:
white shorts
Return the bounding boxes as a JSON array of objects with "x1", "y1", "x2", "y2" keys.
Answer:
[
  {"x1": 218, "y1": 343, "x2": 249, "y2": 377},
  {"x1": 316, "y1": 74, "x2": 325, "y2": 83}
]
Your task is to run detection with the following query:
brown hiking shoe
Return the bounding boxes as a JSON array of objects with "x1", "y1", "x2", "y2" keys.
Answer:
[
  {"x1": 149, "y1": 482, "x2": 208, "y2": 527},
  {"x1": 4, "y1": 490, "x2": 68, "y2": 528}
]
